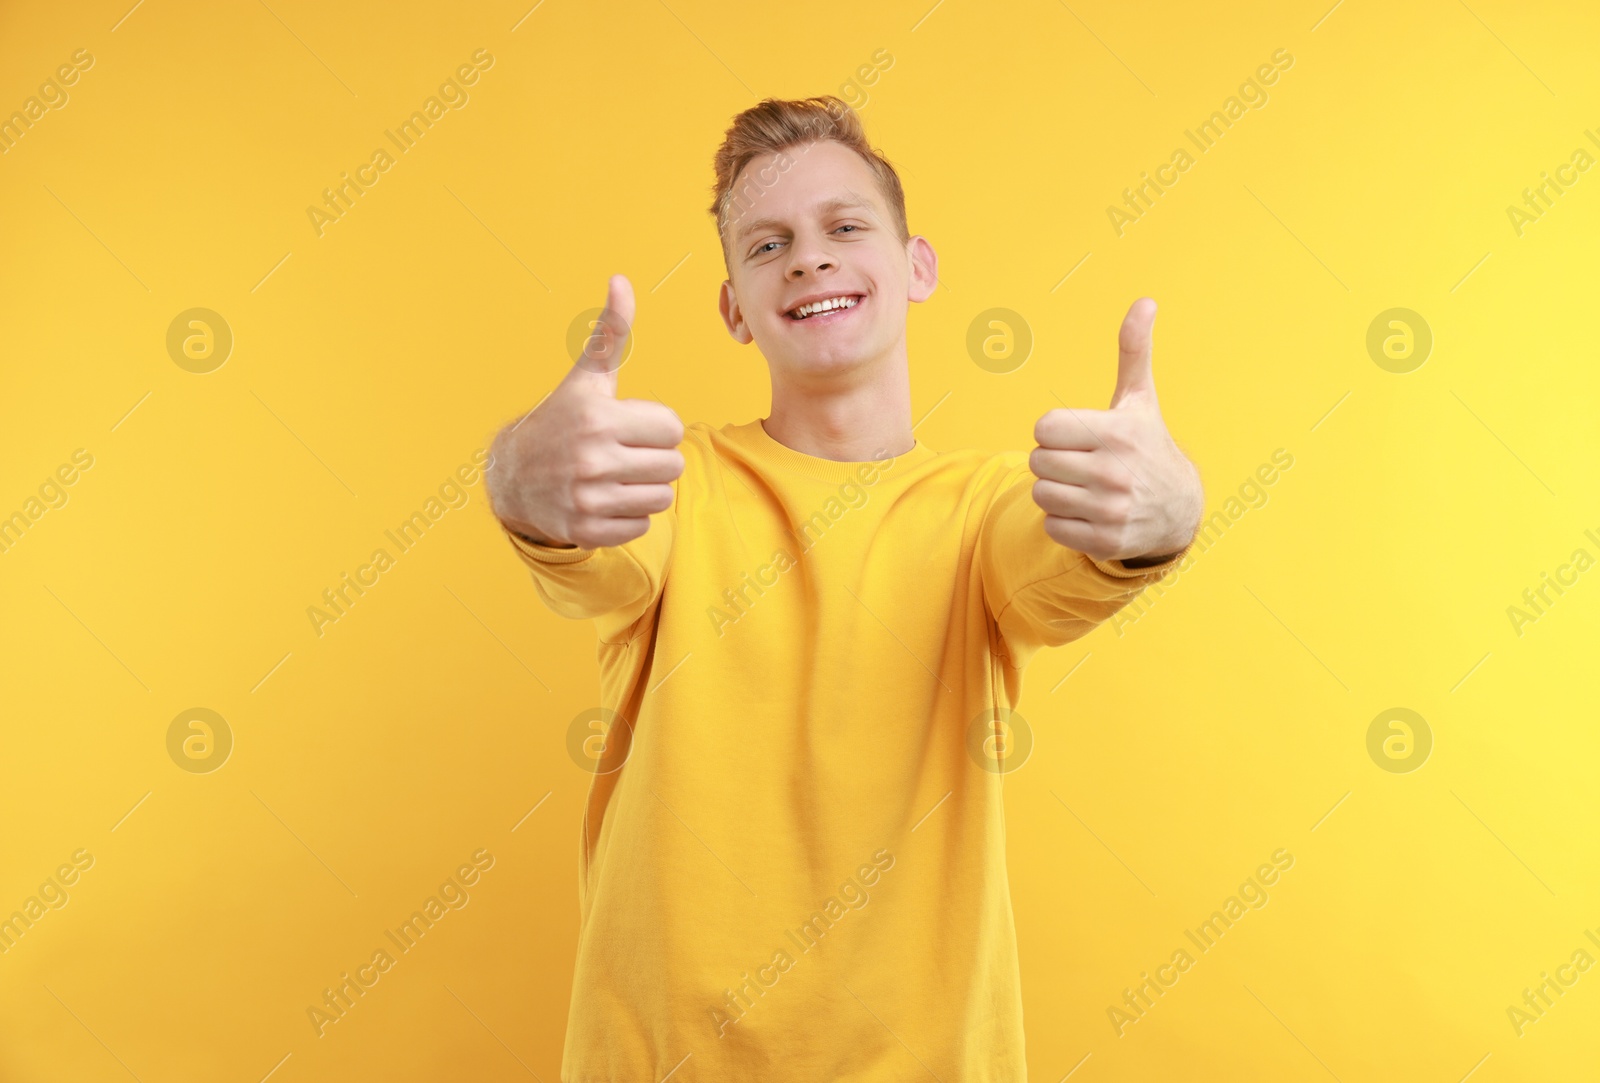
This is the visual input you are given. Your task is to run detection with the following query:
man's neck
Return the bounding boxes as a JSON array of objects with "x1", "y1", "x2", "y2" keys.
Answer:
[{"x1": 762, "y1": 352, "x2": 916, "y2": 462}]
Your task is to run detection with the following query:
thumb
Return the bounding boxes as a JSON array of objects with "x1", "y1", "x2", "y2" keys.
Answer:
[
  {"x1": 568, "y1": 274, "x2": 636, "y2": 397},
  {"x1": 1110, "y1": 296, "x2": 1158, "y2": 410}
]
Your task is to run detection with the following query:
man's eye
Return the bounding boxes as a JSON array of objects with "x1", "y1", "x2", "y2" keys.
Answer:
[
  {"x1": 755, "y1": 240, "x2": 782, "y2": 254},
  {"x1": 835, "y1": 225, "x2": 858, "y2": 234}
]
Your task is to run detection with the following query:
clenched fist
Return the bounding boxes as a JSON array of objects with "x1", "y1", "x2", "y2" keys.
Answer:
[
  {"x1": 1028, "y1": 298, "x2": 1202, "y2": 566},
  {"x1": 486, "y1": 274, "x2": 685, "y2": 550}
]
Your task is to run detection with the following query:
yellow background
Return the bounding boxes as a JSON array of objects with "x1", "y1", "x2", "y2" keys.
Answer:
[{"x1": 2, "y1": 0, "x2": 1597, "y2": 1079}]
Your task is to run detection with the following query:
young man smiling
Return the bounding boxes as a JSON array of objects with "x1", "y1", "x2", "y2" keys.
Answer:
[{"x1": 486, "y1": 96, "x2": 1203, "y2": 1081}]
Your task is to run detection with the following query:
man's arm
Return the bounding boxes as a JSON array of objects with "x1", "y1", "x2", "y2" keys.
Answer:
[
  {"x1": 485, "y1": 274, "x2": 685, "y2": 641},
  {"x1": 978, "y1": 462, "x2": 1193, "y2": 668},
  {"x1": 979, "y1": 297, "x2": 1202, "y2": 665},
  {"x1": 1026, "y1": 296, "x2": 1203, "y2": 568}
]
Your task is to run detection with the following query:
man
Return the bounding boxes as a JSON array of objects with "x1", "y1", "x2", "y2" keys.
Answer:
[{"x1": 485, "y1": 95, "x2": 1203, "y2": 1081}]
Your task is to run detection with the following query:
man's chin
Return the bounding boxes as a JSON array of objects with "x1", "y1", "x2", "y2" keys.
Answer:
[{"x1": 771, "y1": 346, "x2": 875, "y2": 378}]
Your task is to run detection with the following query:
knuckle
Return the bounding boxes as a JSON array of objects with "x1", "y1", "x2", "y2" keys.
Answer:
[
  {"x1": 574, "y1": 403, "x2": 611, "y2": 440},
  {"x1": 571, "y1": 450, "x2": 608, "y2": 482},
  {"x1": 570, "y1": 486, "x2": 602, "y2": 518}
]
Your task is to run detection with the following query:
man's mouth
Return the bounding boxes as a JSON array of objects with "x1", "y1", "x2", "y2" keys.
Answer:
[{"x1": 785, "y1": 294, "x2": 863, "y2": 321}]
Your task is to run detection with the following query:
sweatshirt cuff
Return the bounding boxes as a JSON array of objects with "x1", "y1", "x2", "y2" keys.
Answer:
[
  {"x1": 502, "y1": 523, "x2": 596, "y2": 564},
  {"x1": 1088, "y1": 541, "x2": 1192, "y2": 580}
]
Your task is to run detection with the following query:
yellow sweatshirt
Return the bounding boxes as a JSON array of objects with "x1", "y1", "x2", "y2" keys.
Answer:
[{"x1": 502, "y1": 418, "x2": 1187, "y2": 1082}]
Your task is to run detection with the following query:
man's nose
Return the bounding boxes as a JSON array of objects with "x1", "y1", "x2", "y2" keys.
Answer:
[{"x1": 786, "y1": 233, "x2": 834, "y2": 276}]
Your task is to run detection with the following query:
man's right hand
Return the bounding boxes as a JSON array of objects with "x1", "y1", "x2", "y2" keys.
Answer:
[{"x1": 487, "y1": 274, "x2": 685, "y2": 549}]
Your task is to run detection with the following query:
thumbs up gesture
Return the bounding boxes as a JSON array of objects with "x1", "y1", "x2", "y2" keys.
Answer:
[
  {"x1": 486, "y1": 275, "x2": 685, "y2": 549},
  {"x1": 1028, "y1": 298, "x2": 1202, "y2": 565}
]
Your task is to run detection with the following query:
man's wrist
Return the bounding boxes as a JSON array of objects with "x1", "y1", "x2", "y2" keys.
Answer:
[
  {"x1": 499, "y1": 516, "x2": 576, "y2": 549},
  {"x1": 1121, "y1": 476, "x2": 1202, "y2": 568},
  {"x1": 1119, "y1": 548, "x2": 1184, "y2": 569}
]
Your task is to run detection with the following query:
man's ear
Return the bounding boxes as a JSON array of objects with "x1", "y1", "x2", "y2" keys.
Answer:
[
  {"x1": 719, "y1": 279, "x2": 754, "y2": 344},
  {"x1": 906, "y1": 236, "x2": 938, "y2": 304}
]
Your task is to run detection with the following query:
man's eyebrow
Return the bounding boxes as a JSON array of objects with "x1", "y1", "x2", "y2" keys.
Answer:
[{"x1": 734, "y1": 196, "x2": 875, "y2": 244}]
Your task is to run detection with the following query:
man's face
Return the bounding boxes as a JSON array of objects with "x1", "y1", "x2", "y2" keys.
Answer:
[{"x1": 718, "y1": 139, "x2": 937, "y2": 380}]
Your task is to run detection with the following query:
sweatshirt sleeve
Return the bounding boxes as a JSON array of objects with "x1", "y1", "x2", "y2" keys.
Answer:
[
  {"x1": 500, "y1": 500, "x2": 676, "y2": 645},
  {"x1": 977, "y1": 458, "x2": 1189, "y2": 669}
]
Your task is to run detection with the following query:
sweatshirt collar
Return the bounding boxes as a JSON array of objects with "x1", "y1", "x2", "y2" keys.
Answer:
[{"x1": 731, "y1": 417, "x2": 934, "y2": 483}]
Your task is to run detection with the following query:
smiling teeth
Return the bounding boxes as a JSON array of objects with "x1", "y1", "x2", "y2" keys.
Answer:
[{"x1": 792, "y1": 296, "x2": 858, "y2": 319}]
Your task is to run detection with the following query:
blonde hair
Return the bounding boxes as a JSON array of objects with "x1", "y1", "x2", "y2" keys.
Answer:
[{"x1": 709, "y1": 95, "x2": 909, "y2": 258}]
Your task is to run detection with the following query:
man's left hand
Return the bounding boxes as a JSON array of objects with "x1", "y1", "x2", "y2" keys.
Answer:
[{"x1": 1028, "y1": 297, "x2": 1204, "y2": 566}]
